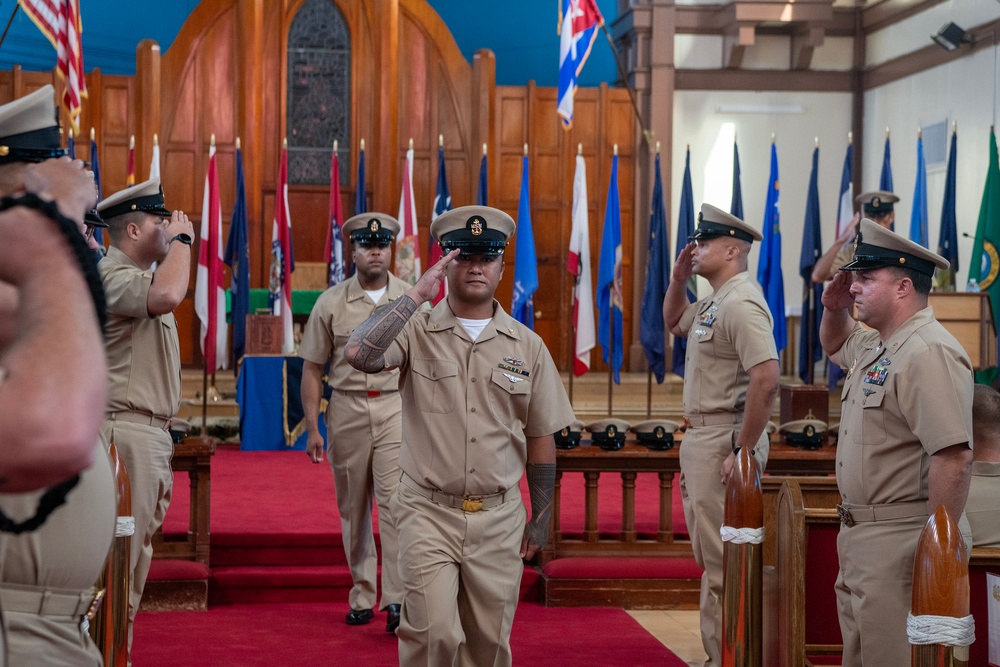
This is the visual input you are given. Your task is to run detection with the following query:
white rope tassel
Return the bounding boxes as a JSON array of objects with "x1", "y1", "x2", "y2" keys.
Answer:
[
  {"x1": 906, "y1": 612, "x2": 975, "y2": 646},
  {"x1": 720, "y1": 525, "x2": 765, "y2": 544},
  {"x1": 115, "y1": 516, "x2": 135, "y2": 538}
]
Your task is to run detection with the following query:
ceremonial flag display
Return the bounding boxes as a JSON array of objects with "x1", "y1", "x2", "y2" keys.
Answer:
[
  {"x1": 149, "y1": 133, "x2": 160, "y2": 181},
  {"x1": 909, "y1": 132, "x2": 928, "y2": 248},
  {"x1": 557, "y1": 0, "x2": 604, "y2": 128},
  {"x1": 512, "y1": 152, "x2": 538, "y2": 328},
  {"x1": 324, "y1": 143, "x2": 345, "y2": 287},
  {"x1": 20, "y1": 0, "x2": 86, "y2": 132},
  {"x1": 88, "y1": 128, "x2": 104, "y2": 250},
  {"x1": 568, "y1": 153, "x2": 595, "y2": 376},
  {"x1": 672, "y1": 146, "x2": 696, "y2": 378},
  {"x1": 224, "y1": 141, "x2": 250, "y2": 370},
  {"x1": 476, "y1": 146, "x2": 488, "y2": 205},
  {"x1": 270, "y1": 141, "x2": 295, "y2": 354},
  {"x1": 396, "y1": 144, "x2": 421, "y2": 285},
  {"x1": 730, "y1": 139, "x2": 743, "y2": 220},
  {"x1": 640, "y1": 151, "x2": 670, "y2": 383},
  {"x1": 835, "y1": 139, "x2": 854, "y2": 239},
  {"x1": 597, "y1": 152, "x2": 623, "y2": 384},
  {"x1": 758, "y1": 141, "x2": 786, "y2": 352},
  {"x1": 798, "y1": 145, "x2": 824, "y2": 384},
  {"x1": 195, "y1": 141, "x2": 228, "y2": 371},
  {"x1": 936, "y1": 126, "x2": 958, "y2": 291},
  {"x1": 355, "y1": 139, "x2": 367, "y2": 215},
  {"x1": 429, "y1": 143, "x2": 451, "y2": 305},
  {"x1": 969, "y1": 129, "x2": 1000, "y2": 385},
  {"x1": 126, "y1": 134, "x2": 135, "y2": 187}
]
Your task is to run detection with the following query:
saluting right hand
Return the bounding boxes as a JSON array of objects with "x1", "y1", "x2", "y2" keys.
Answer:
[
  {"x1": 672, "y1": 242, "x2": 695, "y2": 283},
  {"x1": 165, "y1": 210, "x2": 194, "y2": 242},
  {"x1": 821, "y1": 270, "x2": 855, "y2": 312},
  {"x1": 835, "y1": 212, "x2": 861, "y2": 246},
  {"x1": 411, "y1": 248, "x2": 460, "y2": 303}
]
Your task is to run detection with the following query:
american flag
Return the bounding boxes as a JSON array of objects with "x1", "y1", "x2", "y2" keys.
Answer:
[{"x1": 20, "y1": 0, "x2": 86, "y2": 133}]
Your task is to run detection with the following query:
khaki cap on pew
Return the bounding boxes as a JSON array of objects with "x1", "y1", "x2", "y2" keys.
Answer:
[
  {"x1": 555, "y1": 420, "x2": 585, "y2": 450},
  {"x1": 630, "y1": 419, "x2": 680, "y2": 451}
]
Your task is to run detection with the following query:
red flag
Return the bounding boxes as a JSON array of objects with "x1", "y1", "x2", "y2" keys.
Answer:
[
  {"x1": 195, "y1": 142, "x2": 228, "y2": 371},
  {"x1": 396, "y1": 145, "x2": 421, "y2": 285},
  {"x1": 20, "y1": 0, "x2": 86, "y2": 133},
  {"x1": 568, "y1": 153, "x2": 595, "y2": 376},
  {"x1": 270, "y1": 141, "x2": 295, "y2": 353},
  {"x1": 324, "y1": 142, "x2": 346, "y2": 286},
  {"x1": 126, "y1": 134, "x2": 135, "y2": 187}
]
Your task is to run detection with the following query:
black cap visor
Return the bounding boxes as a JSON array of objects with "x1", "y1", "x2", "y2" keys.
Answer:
[
  {"x1": 688, "y1": 220, "x2": 754, "y2": 243},
  {"x1": 841, "y1": 243, "x2": 936, "y2": 277}
]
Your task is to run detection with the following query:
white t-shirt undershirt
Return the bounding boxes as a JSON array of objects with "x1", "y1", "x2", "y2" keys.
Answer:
[
  {"x1": 364, "y1": 286, "x2": 387, "y2": 304},
  {"x1": 456, "y1": 317, "x2": 492, "y2": 341}
]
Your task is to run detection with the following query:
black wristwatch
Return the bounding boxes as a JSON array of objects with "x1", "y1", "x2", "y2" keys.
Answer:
[{"x1": 170, "y1": 233, "x2": 193, "y2": 246}]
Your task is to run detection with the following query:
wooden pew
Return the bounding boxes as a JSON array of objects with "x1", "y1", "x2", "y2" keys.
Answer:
[{"x1": 969, "y1": 546, "x2": 1000, "y2": 666}]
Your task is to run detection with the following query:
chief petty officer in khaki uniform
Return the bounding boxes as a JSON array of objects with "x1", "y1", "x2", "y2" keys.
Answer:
[
  {"x1": 345, "y1": 206, "x2": 575, "y2": 666},
  {"x1": 97, "y1": 177, "x2": 194, "y2": 659},
  {"x1": 811, "y1": 190, "x2": 899, "y2": 284},
  {"x1": 662, "y1": 203, "x2": 780, "y2": 667},
  {"x1": 0, "y1": 85, "x2": 116, "y2": 666},
  {"x1": 820, "y1": 218, "x2": 973, "y2": 666},
  {"x1": 300, "y1": 212, "x2": 407, "y2": 631}
]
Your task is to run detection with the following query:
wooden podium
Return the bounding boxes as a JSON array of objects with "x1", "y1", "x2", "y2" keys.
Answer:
[{"x1": 928, "y1": 292, "x2": 997, "y2": 370}]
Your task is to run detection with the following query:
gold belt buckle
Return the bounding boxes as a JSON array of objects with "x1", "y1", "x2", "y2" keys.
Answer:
[
  {"x1": 462, "y1": 498, "x2": 484, "y2": 513},
  {"x1": 85, "y1": 589, "x2": 105, "y2": 621},
  {"x1": 836, "y1": 504, "x2": 854, "y2": 527}
]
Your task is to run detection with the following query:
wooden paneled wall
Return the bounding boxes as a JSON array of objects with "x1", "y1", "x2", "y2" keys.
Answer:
[{"x1": 1, "y1": 0, "x2": 639, "y2": 373}]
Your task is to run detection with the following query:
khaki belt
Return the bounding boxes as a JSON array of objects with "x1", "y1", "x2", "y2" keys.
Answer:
[
  {"x1": 836, "y1": 500, "x2": 928, "y2": 527},
  {"x1": 0, "y1": 584, "x2": 104, "y2": 620},
  {"x1": 400, "y1": 472, "x2": 511, "y2": 513},
  {"x1": 685, "y1": 412, "x2": 744, "y2": 428},
  {"x1": 333, "y1": 389, "x2": 398, "y2": 398},
  {"x1": 107, "y1": 410, "x2": 172, "y2": 432}
]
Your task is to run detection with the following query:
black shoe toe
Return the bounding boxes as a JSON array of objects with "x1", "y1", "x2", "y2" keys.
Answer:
[
  {"x1": 346, "y1": 608, "x2": 375, "y2": 625},
  {"x1": 385, "y1": 603, "x2": 401, "y2": 632}
]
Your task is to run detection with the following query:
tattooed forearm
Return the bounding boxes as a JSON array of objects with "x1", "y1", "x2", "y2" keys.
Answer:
[
  {"x1": 345, "y1": 294, "x2": 419, "y2": 373},
  {"x1": 524, "y1": 462, "x2": 556, "y2": 549}
]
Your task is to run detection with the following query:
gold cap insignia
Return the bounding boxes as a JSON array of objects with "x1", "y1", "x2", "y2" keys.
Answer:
[
  {"x1": 606, "y1": 425, "x2": 616, "y2": 437},
  {"x1": 654, "y1": 426, "x2": 665, "y2": 438},
  {"x1": 369, "y1": 218, "x2": 380, "y2": 233},
  {"x1": 872, "y1": 196, "x2": 881, "y2": 207},
  {"x1": 469, "y1": 216, "x2": 484, "y2": 236},
  {"x1": 0, "y1": 146, "x2": 8, "y2": 157}
]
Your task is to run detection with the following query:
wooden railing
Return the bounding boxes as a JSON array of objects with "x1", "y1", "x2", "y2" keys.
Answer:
[{"x1": 151, "y1": 436, "x2": 215, "y2": 564}]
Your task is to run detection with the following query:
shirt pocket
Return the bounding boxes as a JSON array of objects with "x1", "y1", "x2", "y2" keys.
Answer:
[
  {"x1": 857, "y1": 385, "x2": 887, "y2": 446},
  {"x1": 487, "y1": 367, "x2": 531, "y2": 424},
  {"x1": 333, "y1": 325, "x2": 352, "y2": 352},
  {"x1": 411, "y1": 358, "x2": 458, "y2": 414}
]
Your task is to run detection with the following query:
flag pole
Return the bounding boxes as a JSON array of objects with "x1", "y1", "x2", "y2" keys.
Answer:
[
  {"x1": 0, "y1": 4, "x2": 20, "y2": 53},
  {"x1": 599, "y1": 25, "x2": 653, "y2": 151}
]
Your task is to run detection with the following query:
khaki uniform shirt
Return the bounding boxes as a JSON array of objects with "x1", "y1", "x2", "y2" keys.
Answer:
[
  {"x1": 298, "y1": 273, "x2": 409, "y2": 399},
  {"x1": 836, "y1": 307, "x2": 973, "y2": 506},
  {"x1": 99, "y1": 246, "x2": 181, "y2": 418},
  {"x1": 825, "y1": 240, "x2": 856, "y2": 281},
  {"x1": 678, "y1": 272, "x2": 778, "y2": 415},
  {"x1": 966, "y1": 460, "x2": 1000, "y2": 548},
  {"x1": 384, "y1": 299, "x2": 574, "y2": 496}
]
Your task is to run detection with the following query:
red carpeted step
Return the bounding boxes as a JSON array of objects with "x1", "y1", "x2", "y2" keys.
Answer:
[{"x1": 147, "y1": 559, "x2": 211, "y2": 582}]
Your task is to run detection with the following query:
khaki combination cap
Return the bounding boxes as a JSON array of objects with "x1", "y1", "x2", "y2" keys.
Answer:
[
  {"x1": 97, "y1": 178, "x2": 172, "y2": 220},
  {"x1": 841, "y1": 218, "x2": 949, "y2": 277},
  {"x1": 342, "y1": 213, "x2": 399, "y2": 242},
  {"x1": 430, "y1": 205, "x2": 515, "y2": 256},
  {"x1": 855, "y1": 190, "x2": 899, "y2": 217},
  {"x1": 554, "y1": 420, "x2": 586, "y2": 450},
  {"x1": 689, "y1": 203, "x2": 762, "y2": 243},
  {"x1": 0, "y1": 85, "x2": 66, "y2": 164},
  {"x1": 779, "y1": 419, "x2": 828, "y2": 436},
  {"x1": 587, "y1": 418, "x2": 630, "y2": 451},
  {"x1": 631, "y1": 419, "x2": 680, "y2": 450}
]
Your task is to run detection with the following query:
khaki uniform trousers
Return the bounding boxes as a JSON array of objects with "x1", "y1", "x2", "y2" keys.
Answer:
[
  {"x1": 679, "y1": 424, "x2": 768, "y2": 667},
  {"x1": 835, "y1": 515, "x2": 926, "y2": 667},
  {"x1": 100, "y1": 420, "x2": 173, "y2": 657},
  {"x1": 391, "y1": 477, "x2": 526, "y2": 667},
  {"x1": 1, "y1": 586, "x2": 102, "y2": 666},
  {"x1": 326, "y1": 390, "x2": 402, "y2": 611}
]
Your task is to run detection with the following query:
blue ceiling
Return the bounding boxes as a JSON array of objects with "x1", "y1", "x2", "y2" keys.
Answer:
[{"x1": 0, "y1": 0, "x2": 618, "y2": 87}]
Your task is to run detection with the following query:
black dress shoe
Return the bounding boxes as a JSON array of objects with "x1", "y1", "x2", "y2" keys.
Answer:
[
  {"x1": 385, "y1": 603, "x2": 401, "y2": 632},
  {"x1": 346, "y1": 608, "x2": 374, "y2": 625}
]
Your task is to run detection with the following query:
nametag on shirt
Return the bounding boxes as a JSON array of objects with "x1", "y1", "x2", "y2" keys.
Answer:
[{"x1": 863, "y1": 364, "x2": 888, "y2": 386}]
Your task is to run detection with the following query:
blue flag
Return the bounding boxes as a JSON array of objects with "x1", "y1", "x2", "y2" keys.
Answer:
[
  {"x1": 640, "y1": 153, "x2": 670, "y2": 383},
  {"x1": 881, "y1": 134, "x2": 894, "y2": 232},
  {"x1": 731, "y1": 140, "x2": 743, "y2": 219},
  {"x1": 89, "y1": 135, "x2": 104, "y2": 251},
  {"x1": 355, "y1": 145, "x2": 367, "y2": 215},
  {"x1": 757, "y1": 142, "x2": 786, "y2": 352},
  {"x1": 512, "y1": 155, "x2": 538, "y2": 328},
  {"x1": 937, "y1": 127, "x2": 958, "y2": 290},
  {"x1": 798, "y1": 146, "x2": 824, "y2": 384},
  {"x1": 67, "y1": 133, "x2": 75, "y2": 159},
  {"x1": 597, "y1": 154, "x2": 624, "y2": 384},
  {"x1": 224, "y1": 147, "x2": 250, "y2": 370},
  {"x1": 672, "y1": 147, "x2": 696, "y2": 378},
  {"x1": 476, "y1": 153, "x2": 488, "y2": 205},
  {"x1": 910, "y1": 135, "x2": 928, "y2": 247}
]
